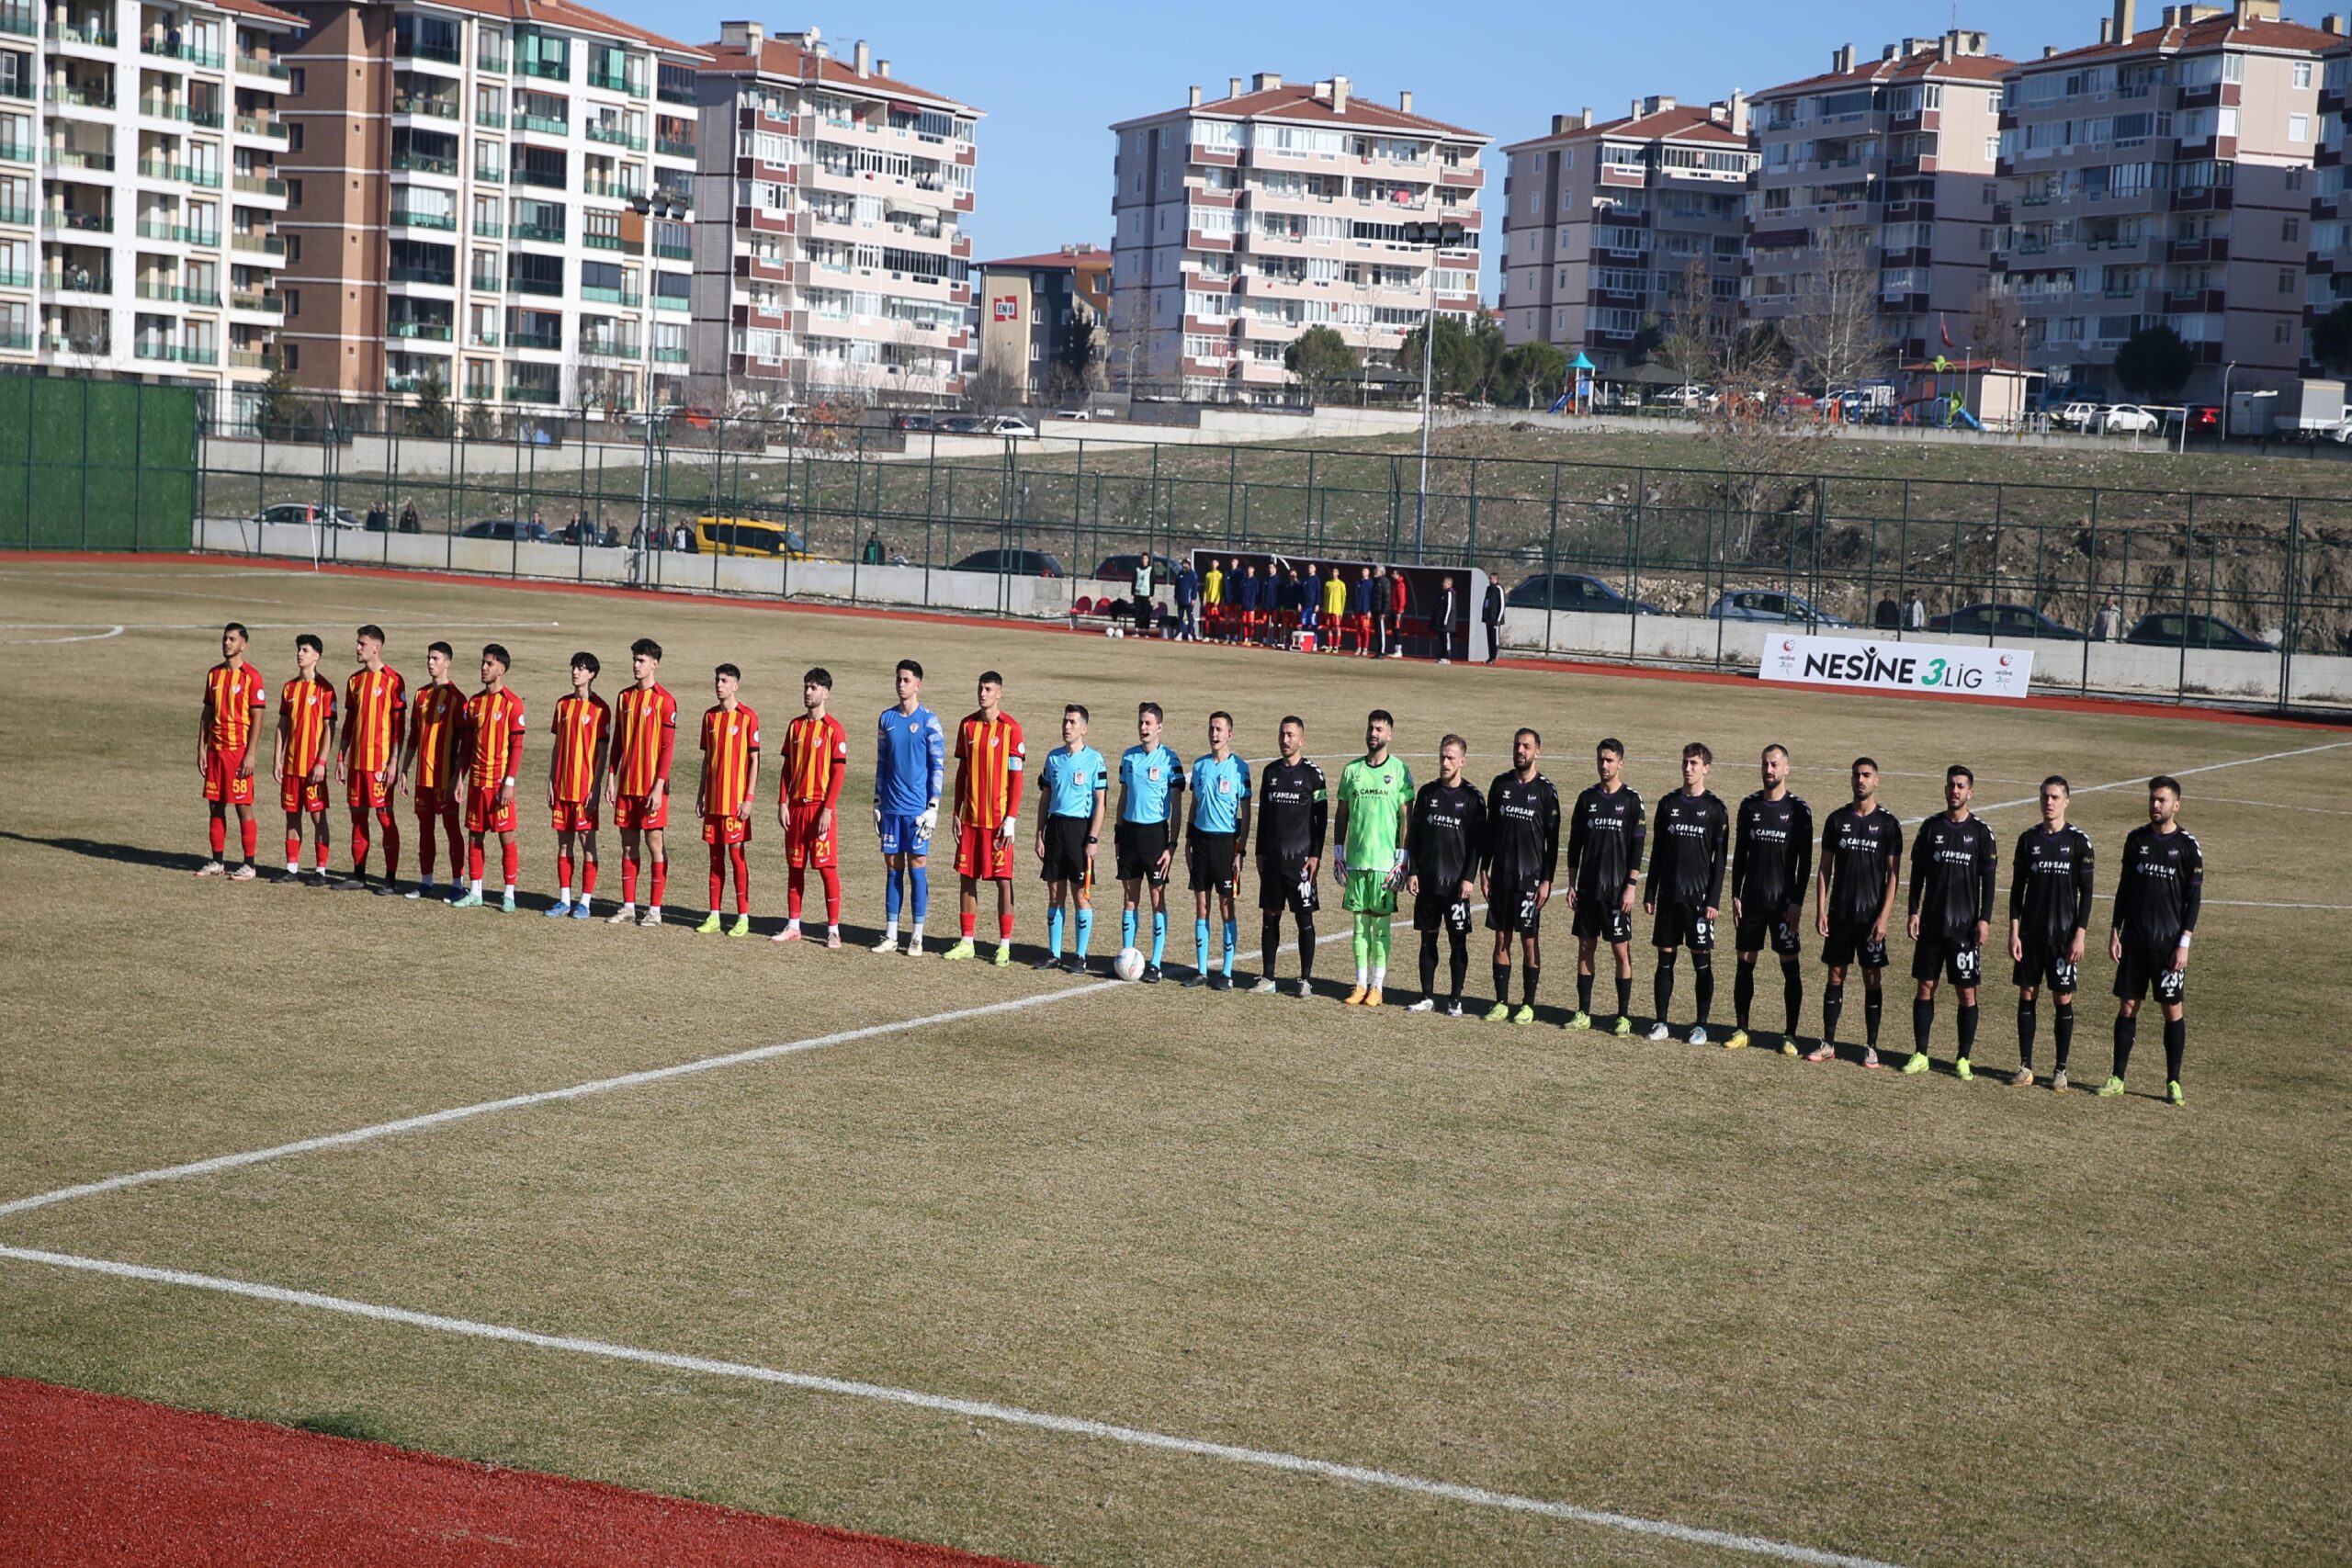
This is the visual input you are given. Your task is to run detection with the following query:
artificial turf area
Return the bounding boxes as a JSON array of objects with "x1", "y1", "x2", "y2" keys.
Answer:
[{"x1": 1, "y1": 557, "x2": 2346, "y2": 1567}]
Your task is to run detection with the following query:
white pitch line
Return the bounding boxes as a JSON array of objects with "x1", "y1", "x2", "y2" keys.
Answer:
[
  {"x1": 1, "y1": 624, "x2": 123, "y2": 644},
  {"x1": 1974, "y1": 739, "x2": 2352, "y2": 813},
  {"x1": 0, "y1": 621, "x2": 563, "y2": 632},
  {"x1": 0, "y1": 1243, "x2": 1905, "y2": 1568}
]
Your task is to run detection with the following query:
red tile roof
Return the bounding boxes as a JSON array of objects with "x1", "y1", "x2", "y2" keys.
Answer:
[
  {"x1": 1757, "y1": 49, "x2": 2013, "y2": 100},
  {"x1": 1114, "y1": 82, "x2": 1487, "y2": 141},
  {"x1": 2025, "y1": 12, "x2": 2337, "y2": 68},
  {"x1": 698, "y1": 37, "x2": 976, "y2": 113},
  {"x1": 1502, "y1": 103, "x2": 1748, "y2": 153},
  {"x1": 393, "y1": 0, "x2": 705, "y2": 57},
  {"x1": 214, "y1": 0, "x2": 306, "y2": 29}
]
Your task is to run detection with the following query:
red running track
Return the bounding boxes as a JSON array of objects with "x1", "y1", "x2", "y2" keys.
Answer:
[{"x1": 0, "y1": 1377, "x2": 1037, "y2": 1567}]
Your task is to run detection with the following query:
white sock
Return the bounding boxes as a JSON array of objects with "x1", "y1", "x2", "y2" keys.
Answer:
[
  {"x1": 616, "y1": 900, "x2": 634, "y2": 914},
  {"x1": 470, "y1": 878, "x2": 483, "y2": 896},
  {"x1": 577, "y1": 895, "x2": 592, "y2": 913},
  {"x1": 910, "y1": 922, "x2": 924, "y2": 945},
  {"x1": 648, "y1": 904, "x2": 662, "y2": 918},
  {"x1": 1372, "y1": 965, "x2": 1386, "y2": 988},
  {"x1": 786, "y1": 917, "x2": 801, "y2": 931},
  {"x1": 1356, "y1": 964, "x2": 1370, "y2": 987},
  {"x1": 560, "y1": 886, "x2": 572, "y2": 901},
  {"x1": 503, "y1": 883, "x2": 514, "y2": 897}
]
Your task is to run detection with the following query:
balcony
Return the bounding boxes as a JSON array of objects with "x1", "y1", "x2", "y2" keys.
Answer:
[
  {"x1": 230, "y1": 289, "x2": 283, "y2": 312},
  {"x1": 388, "y1": 265, "x2": 456, "y2": 286},
  {"x1": 0, "y1": 329, "x2": 34, "y2": 350},
  {"x1": 1, "y1": 6, "x2": 35, "y2": 36},
  {"x1": 395, "y1": 39, "x2": 460, "y2": 65},
  {"x1": 585, "y1": 122, "x2": 644, "y2": 150},
  {"x1": 467, "y1": 329, "x2": 499, "y2": 348},
  {"x1": 478, "y1": 52, "x2": 508, "y2": 74},
  {"x1": 657, "y1": 82, "x2": 695, "y2": 107},
  {"x1": 577, "y1": 334, "x2": 639, "y2": 358},
  {"x1": 518, "y1": 56, "x2": 568, "y2": 82},
  {"x1": 231, "y1": 232, "x2": 285, "y2": 255},
  {"x1": 586, "y1": 71, "x2": 639, "y2": 96},
  {"x1": 582, "y1": 231, "x2": 643, "y2": 254},
  {"x1": 385, "y1": 371, "x2": 447, "y2": 393},
  {"x1": 511, "y1": 220, "x2": 563, "y2": 243},
  {"x1": 468, "y1": 271, "x2": 500, "y2": 292},
  {"x1": 141, "y1": 161, "x2": 224, "y2": 188},
  {"x1": 235, "y1": 55, "x2": 290, "y2": 81},
  {"x1": 232, "y1": 174, "x2": 284, "y2": 197},
  {"x1": 44, "y1": 147, "x2": 116, "y2": 174},
  {"x1": 579, "y1": 284, "x2": 641, "y2": 307},
  {"x1": 44, "y1": 20, "x2": 112, "y2": 47},
  {"x1": 137, "y1": 281, "x2": 220, "y2": 306},
  {"x1": 231, "y1": 349, "x2": 277, "y2": 370},
  {"x1": 472, "y1": 161, "x2": 503, "y2": 183},
  {"x1": 0, "y1": 141, "x2": 28, "y2": 163},
  {"x1": 134, "y1": 341, "x2": 219, "y2": 365},
  {"x1": 387, "y1": 320, "x2": 452, "y2": 339},
  {"x1": 390, "y1": 206, "x2": 456, "y2": 230},
  {"x1": 505, "y1": 382, "x2": 559, "y2": 401},
  {"x1": 392, "y1": 95, "x2": 460, "y2": 120},
  {"x1": 45, "y1": 84, "x2": 116, "y2": 112},
  {"x1": 141, "y1": 41, "x2": 227, "y2": 69},
  {"x1": 652, "y1": 238, "x2": 690, "y2": 260},
  {"x1": 234, "y1": 115, "x2": 288, "y2": 139},
  {"x1": 54, "y1": 209, "x2": 112, "y2": 233},
  {"x1": 507, "y1": 276, "x2": 563, "y2": 297},
  {"x1": 474, "y1": 107, "x2": 504, "y2": 129},
  {"x1": 0, "y1": 265, "x2": 24, "y2": 287},
  {"x1": 582, "y1": 177, "x2": 643, "y2": 200},
  {"x1": 390, "y1": 152, "x2": 458, "y2": 176},
  {"x1": 653, "y1": 344, "x2": 687, "y2": 363},
  {"x1": 0, "y1": 203, "x2": 28, "y2": 223},
  {"x1": 653, "y1": 294, "x2": 686, "y2": 313},
  {"x1": 42, "y1": 267, "x2": 111, "y2": 295},
  {"x1": 505, "y1": 326, "x2": 561, "y2": 348},
  {"x1": 656, "y1": 135, "x2": 695, "y2": 160},
  {"x1": 472, "y1": 218, "x2": 503, "y2": 238},
  {"x1": 513, "y1": 113, "x2": 567, "y2": 137}
]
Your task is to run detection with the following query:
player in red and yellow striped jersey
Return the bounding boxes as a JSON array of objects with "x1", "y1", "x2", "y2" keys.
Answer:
[
  {"x1": 397, "y1": 640, "x2": 467, "y2": 898},
  {"x1": 773, "y1": 666, "x2": 849, "y2": 947},
  {"x1": 449, "y1": 643, "x2": 526, "y2": 911},
  {"x1": 272, "y1": 633, "x2": 338, "y2": 883},
  {"x1": 944, "y1": 671, "x2": 1026, "y2": 964},
  {"x1": 695, "y1": 664, "x2": 761, "y2": 935},
  {"x1": 196, "y1": 621, "x2": 269, "y2": 878},
  {"x1": 603, "y1": 637, "x2": 678, "y2": 927},
  {"x1": 545, "y1": 651, "x2": 612, "y2": 919},
  {"x1": 336, "y1": 624, "x2": 407, "y2": 892}
]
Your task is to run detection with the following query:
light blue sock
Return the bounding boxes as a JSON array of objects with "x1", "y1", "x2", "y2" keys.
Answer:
[
  {"x1": 1222, "y1": 917, "x2": 1238, "y2": 976},
  {"x1": 1151, "y1": 911, "x2": 1167, "y2": 966},
  {"x1": 1046, "y1": 906, "x2": 1065, "y2": 958},
  {"x1": 910, "y1": 864, "x2": 930, "y2": 921},
  {"x1": 1194, "y1": 917, "x2": 1211, "y2": 973},
  {"x1": 1076, "y1": 907, "x2": 1094, "y2": 957},
  {"x1": 884, "y1": 864, "x2": 903, "y2": 924},
  {"x1": 1122, "y1": 908, "x2": 1136, "y2": 951}
]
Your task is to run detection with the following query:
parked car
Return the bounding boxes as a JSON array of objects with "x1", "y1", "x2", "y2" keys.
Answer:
[
  {"x1": 2124, "y1": 612, "x2": 2277, "y2": 652},
  {"x1": 1051, "y1": 408, "x2": 1095, "y2": 422},
  {"x1": 1091, "y1": 552, "x2": 1186, "y2": 585},
  {"x1": 1504, "y1": 572, "x2": 1663, "y2": 615},
  {"x1": 1928, "y1": 602, "x2": 2086, "y2": 641},
  {"x1": 2051, "y1": 400, "x2": 2106, "y2": 430},
  {"x1": 936, "y1": 415, "x2": 988, "y2": 434},
  {"x1": 982, "y1": 415, "x2": 1037, "y2": 437},
  {"x1": 2101, "y1": 403, "x2": 2161, "y2": 434},
  {"x1": 891, "y1": 412, "x2": 935, "y2": 433},
  {"x1": 458, "y1": 518, "x2": 520, "y2": 541},
  {"x1": 254, "y1": 502, "x2": 360, "y2": 530},
  {"x1": 693, "y1": 515, "x2": 820, "y2": 558},
  {"x1": 2321, "y1": 414, "x2": 2352, "y2": 445},
  {"x1": 2164, "y1": 404, "x2": 2221, "y2": 434},
  {"x1": 1705, "y1": 588, "x2": 1853, "y2": 626},
  {"x1": 1649, "y1": 385, "x2": 1711, "y2": 409},
  {"x1": 950, "y1": 547, "x2": 1064, "y2": 578}
]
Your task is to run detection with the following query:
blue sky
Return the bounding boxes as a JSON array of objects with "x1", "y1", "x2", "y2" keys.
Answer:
[{"x1": 663, "y1": 2, "x2": 2205, "y2": 280}]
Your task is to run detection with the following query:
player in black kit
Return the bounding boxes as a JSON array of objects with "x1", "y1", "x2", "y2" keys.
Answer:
[
  {"x1": 1811, "y1": 758, "x2": 1903, "y2": 1067},
  {"x1": 1645, "y1": 742, "x2": 1731, "y2": 1043},
  {"x1": 1904, "y1": 764, "x2": 2000, "y2": 1079},
  {"x1": 1727, "y1": 743, "x2": 1813, "y2": 1054},
  {"x1": 2103, "y1": 775, "x2": 2202, "y2": 1106},
  {"x1": 1479, "y1": 728, "x2": 1561, "y2": 1023},
  {"x1": 1406, "y1": 734, "x2": 1486, "y2": 1014},
  {"x1": 1251, "y1": 716, "x2": 1328, "y2": 998},
  {"x1": 2008, "y1": 776, "x2": 2095, "y2": 1089},
  {"x1": 1565, "y1": 738, "x2": 1645, "y2": 1035}
]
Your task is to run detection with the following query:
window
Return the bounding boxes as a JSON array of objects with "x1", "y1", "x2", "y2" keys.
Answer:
[
  {"x1": 1985, "y1": 136, "x2": 1999, "y2": 162},
  {"x1": 2277, "y1": 319, "x2": 2293, "y2": 344},
  {"x1": 286, "y1": 177, "x2": 301, "y2": 207},
  {"x1": 2282, "y1": 268, "x2": 2297, "y2": 294},
  {"x1": 288, "y1": 66, "x2": 303, "y2": 94},
  {"x1": 2285, "y1": 216, "x2": 2302, "y2": 242},
  {"x1": 2294, "y1": 61, "x2": 2313, "y2": 90},
  {"x1": 2290, "y1": 114, "x2": 2310, "y2": 143}
]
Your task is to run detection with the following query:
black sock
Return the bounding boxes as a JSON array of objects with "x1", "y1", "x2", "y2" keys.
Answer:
[
  {"x1": 1653, "y1": 956, "x2": 1675, "y2": 1022},
  {"x1": 1419, "y1": 931, "x2": 1440, "y2": 998},
  {"x1": 1521, "y1": 964, "x2": 1540, "y2": 1007},
  {"x1": 1448, "y1": 932, "x2": 1469, "y2": 999},
  {"x1": 1781, "y1": 960, "x2": 1804, "y2": 1036},
  {"x1": 1493, "y1": 959, "x2": 1511, "y2": 1006},
  {"x1": 1823, "y1": 982, "x2": 1845, "y2": 1043},
  {"x1": 1296, "y1": 914, "x2": 1316, "y2": 979},
  {"x1": 2163, "y1": 1017, "x2": 2186, "y2": 1085},
  {"x1": 1863, "y1": 987, "x2": 1884, "y2": 1046},
  {"x1": 1577, "y1": 971, "x2": 1594, "y2": 1012},
  {"x1": 2053, "y1": 1001, "x2": 2075, "y2": 1072},
  {"x1": 2113, "y1": 1012, "x2": 2138, "y2": 1077},
  {"x1": 1615, "y1": 976, "x2": 1632, "y2": 1019},
  {"x1": 1693, "y1": 960, "x2": 1714, "y2": 1025},
  {"x1": 1957, "y1": 1003, "x2": 1979, "y2": 1061},
  {"x1": 1913, "y1": 997, "x2": 1935, "y2": 1054},
  {"x1": 1262, "y1": 916, "x2": 1283, "y2": 981},
  {"x1": 2018, "y1": 999, "x2": 2039, "y2": 1067},
  {"x1": 1733, "y1": 963, "x2": 1755, "y2": 1029}
]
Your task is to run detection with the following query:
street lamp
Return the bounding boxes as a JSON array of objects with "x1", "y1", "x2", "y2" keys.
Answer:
[
  {"x1": 1400, "y1": 218, "x2": 1465, "y2": 564},
  {"x1": 629, "y1": 193, "x2": 689, "y2": 547}
]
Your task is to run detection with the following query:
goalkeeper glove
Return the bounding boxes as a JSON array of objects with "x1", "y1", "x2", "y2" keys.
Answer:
[{"x1": 916, "y1": 805, "x2": 938, "y2": 838}]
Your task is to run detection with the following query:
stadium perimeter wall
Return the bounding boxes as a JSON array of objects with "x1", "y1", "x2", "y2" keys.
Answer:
[{"x1": 193, "y1": 518, "x2": 2352, "y2": 706}]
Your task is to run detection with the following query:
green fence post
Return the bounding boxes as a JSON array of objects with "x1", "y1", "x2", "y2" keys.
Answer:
[
  {"x1": 2177, "y1": 498, "x2": 2195, "y2": 699},
  {"x1": 1543, "y1": 461, "x2": 1561, "y2": 658},
  {"x1": 2281, "y1": 501, "x2": 2300, "y2": 708},
  {"x1": 131, "y1": 384, "x2": 145, "y2": 552},
  {"x1": 1224, "y1": 444, "x2": 1238, "y2": 549}
]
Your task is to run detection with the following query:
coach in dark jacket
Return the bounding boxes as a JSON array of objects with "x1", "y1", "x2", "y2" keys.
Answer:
[
  {"x1": 1432, "y1": 575, "x2": 1460, "y2": 663},
  {"x1": 1481, "y1": 579, "x2": 1504, "y2": 663}
]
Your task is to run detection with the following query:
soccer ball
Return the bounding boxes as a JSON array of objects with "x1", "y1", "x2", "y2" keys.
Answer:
[{"x1": 1113, "y1": 946, "x2": 1147, "y2": 981}]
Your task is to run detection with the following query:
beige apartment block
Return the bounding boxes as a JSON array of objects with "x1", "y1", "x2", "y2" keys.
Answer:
[
  {"x1": 1499, "y1": 96, "x2": 1754, "y2": 370},
  {"x1": 1110, "y1": 73, "x2": 1488, "y2": 402},
  {"x1": 277, "y1": 0, "x2": 706, "y2": 414},
  {"x1": 1996, "y1": 0, "x2": 2331, "y2": 402},
  {"x1": 2306, "y1": 21, "x2": 2352, "y2": 364},
  {"x1": 1746, "y1": 30, "x2": 2011, "y2": 370},
  {"x1": 688, "y1": 23, "x2": 976, "y2": 407},
  {"x1": 3, "y1": 0, "x2": 300, "y2": 410},
  {"x1": 974, "y1": 242, "x2": 1108, "y2": 398}
]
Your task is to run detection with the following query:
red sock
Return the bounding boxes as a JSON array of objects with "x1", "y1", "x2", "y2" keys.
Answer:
[
  {"x1": 729, "y1": 844, "x2": 750, "y2": 914},
  {"x1": 787, "y1": 865, "x2": 806, "y2": 919},
  {"x1": 558, "y1": 852, "x2": 573, "y2": 891},
  {"x1": 708, "y1": 843, "x2": 724, "y2": 909},
  {"x1": 350, "y1": 812, "x2": 370, "y2": 874},
  {"x1": 379, "y1": 813, "x2": 401, "y2": 881},
  {"x1": 313, "y1": 833, "x2": 330, "y2": 872},
  {"x1": 469, "y1": 841, "x2": 484, "y2": 882},
  {"x1": 582, "y1": 859, "x2": 598, "y2": 896},
  {"x1": 415, "y1": 812, "x2": 437, "y2": 877},
  {"x1": 622, "y1": 853, "x2": 639, "y2": 903},
  {"x1": 285, "y1": 832, "x2": 300, "y2": 865},
  {"x1": 502, "y1": 840, "x2": 518, "y2": 887},
  {"x1": 820, "y1": 864, "x2": 842, "y2": 923},
  {"x1": 209, "y1": 816, "x2": 227, "y2": 857},
  {"x1": 998, "y1": 908, "x2": 1014, "y2": 942},
  {"x1": 961, "y1": 909, "x2": 977, "y2": 938},
  {"x1": 651, "y1": 859, "x2": 667, "y2": 907},
  {"x1": 240, "y1": 819, "x2": 257, "y2": 861}
]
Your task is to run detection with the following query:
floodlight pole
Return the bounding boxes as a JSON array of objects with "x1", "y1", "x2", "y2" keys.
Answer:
[{"x1": 1407, "y1": 220, "x2": 1464, "y2": 565}]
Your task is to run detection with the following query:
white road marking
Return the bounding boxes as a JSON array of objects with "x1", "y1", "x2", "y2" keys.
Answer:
[{"x1": 0, "y1": 1243, "x2": 1906, "y2": 1568}]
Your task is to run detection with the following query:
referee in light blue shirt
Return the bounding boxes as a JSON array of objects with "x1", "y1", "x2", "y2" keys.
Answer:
[
  {"x1": 1033, "y1": 703, "x2": 1108, "y2": 974},
  {"x1": 1184, "y1": 709, "x2": 1253, "y2": 989},
  {"x1": 1115, "y1": 701, "x2": 1185, "y2": 981}
]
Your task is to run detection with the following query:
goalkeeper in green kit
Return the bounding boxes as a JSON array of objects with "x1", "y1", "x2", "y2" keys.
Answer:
[{"x1": 1332, "y1": 708, "x2": 1414, "y2": 1006}]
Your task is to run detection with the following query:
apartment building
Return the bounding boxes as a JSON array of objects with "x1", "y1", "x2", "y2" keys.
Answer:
[
  {"x1": 1998, "y1": 0, "x2": 2331, "y2": 401},
  {"x1": 975, "y1": 242, "x2": 1109, "y2": 396},
  {"x1": 1746, "y1": 30, "x2": 2010, "y2": 367},
  {"x1": 689, "y1": 22, "x2": 976, "y2": 404},
  {"x1": 1498, "y1": 96, "x2": 1754, "y2": 369},
  {"x1": 277, "y1": 0, "x2": 705, "y2": 412},
  {"x1": 1109, "y1": 73, "x2": 1488, "y2": 401},
  {"x1": 2307, "y1": 19, "x2": 2352, "y2": 361},
  {"x1": 3, "y1": 0, "x2": 300, "y2": 404}
]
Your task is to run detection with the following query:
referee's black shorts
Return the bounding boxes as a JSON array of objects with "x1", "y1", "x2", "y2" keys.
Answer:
[
  {"x1": 1186, "y1": 829, "x2": 1238, "y2": 894},
  {"x1": 1039, "y1": 815, "x2": 1093, "y2": 887},
  {"x1": 1114, "y1": 818, "x2": 1171, "y2": 886}
]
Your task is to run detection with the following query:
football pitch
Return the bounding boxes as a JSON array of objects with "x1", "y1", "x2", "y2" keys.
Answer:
[{"x1": 1, "y1": 557, "x2": 2347, "y2": 1567}]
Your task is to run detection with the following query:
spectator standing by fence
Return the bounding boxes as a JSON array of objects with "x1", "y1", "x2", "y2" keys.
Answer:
[
  {"x1": 399, "y1": 499, "x2": 420, "y2": 534},
  {"x1": 1132, "y1": 558, "x2": 1155, "y2": 637},
  {"x1": 1371, "y1": 565, "x2": 1394, "y2": 659},
  {"x1": 2092, "y1": 594, "x2": 2122, "y2": 641},
  {"x1": 1174, "y1": 558, "x2": 1199, "y2": 641},
  {"x1": 1904, "y1": 592, "x2": 1928, "y2": 631},
  {"x1": 1388, "y1": 567, "x2": 1409, "y2": 659},
  {"x1": 1432, "y1": 576, "x2": 1459, "y2": 664},
  {"x1": 1481, "y1": 578, "x2": 1504, "y2": 664}
]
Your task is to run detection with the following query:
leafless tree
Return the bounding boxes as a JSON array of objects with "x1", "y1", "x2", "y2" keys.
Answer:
[
  {"x1": 1784, "y1": 221, "x2": 1886, "y2": 395},
  {"x1": 1655, "y1": 254, "x2": 1724, "y2": 391},
  {"x1": 1702, "y1": 325, "x2": 1837, "y2": 545},
  {"x1": 1969, "y1": 278, "x2": 2027, "y2": 367}
]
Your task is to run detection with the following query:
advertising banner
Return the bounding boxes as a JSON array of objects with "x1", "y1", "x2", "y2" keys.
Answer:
[{"x1": 1760, "y1": 635, "x2": 2035, "y2": 700}]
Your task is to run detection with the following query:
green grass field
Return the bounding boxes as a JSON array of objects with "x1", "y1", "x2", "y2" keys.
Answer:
[{"x1": 2, "y1": 558, "x2": 2347, "y2": 1566}]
